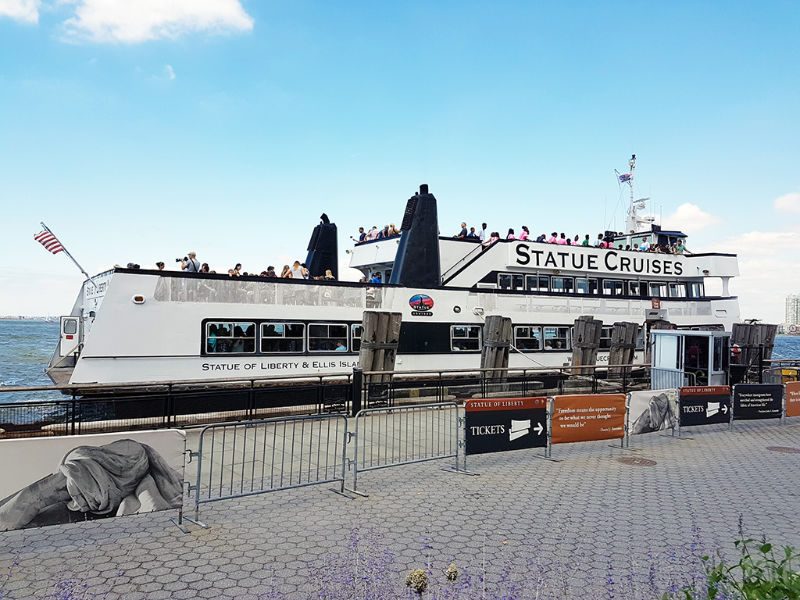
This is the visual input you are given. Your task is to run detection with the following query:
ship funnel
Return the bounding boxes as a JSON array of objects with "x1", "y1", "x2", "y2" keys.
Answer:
[
  {"x1": 389, "y1": 184, "x2": 441, "y2": 288},
  {"x1": 305, "y1": 214, "x2": 338, "y2": 279}
]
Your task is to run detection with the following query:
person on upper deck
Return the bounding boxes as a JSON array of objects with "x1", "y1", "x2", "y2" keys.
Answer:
[
  {"x1": 467, "y1": 227, "x2": 479, "y2": 238},
  {"x1": 640, "y1": 239, "x2": 651, "y2": 252},
  {"x1": 181, "y1": 252, "x2": 200, "y2": 272},
  {"x1": 479, "y1": 223, "x2": 488, "y2": 244},
  {"x1": 366, "y1": 226, "x2": 379, "y2": 241},
  {"x1": 595, "y1": 234, "x2": 604, "y2": 248},
  {"x1": 280, "y1": 265, "x2": 292, "y2": 278},
  {"x1": 582, "y1": 235, "x2": 590, "y2": 247},
  {"x1": 673, "y1": 239, "x2": 689, "y2": 254},
  {"x1": 536, "y1": 233, "x2": 546, "y2": 242},
  {"x1": 557, "y1": 233, "x2": 568, "y2": 245},
  {"x1": 266, "y1": 266, "x2": 277, "y2": 277},
  {"x1": 519, "y1": 226, "x2": 530, "y2": 240},
  {"x1": 548, "y1": 232, "x2": 558, "y2": 243},
  {"x1": 506, "y1": 228, "x2": 516, "y2": 240},
  {"x1": 455, "y1": 223, "x2": 468, "y2": 238},
  {"x1": 357, "y1": 227, "x2": 366, "y2": 243}
]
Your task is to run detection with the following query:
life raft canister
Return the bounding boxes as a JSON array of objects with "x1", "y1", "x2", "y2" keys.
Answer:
[{"x1": 731, "y1": 343, "x2": 741, "y2": 360}]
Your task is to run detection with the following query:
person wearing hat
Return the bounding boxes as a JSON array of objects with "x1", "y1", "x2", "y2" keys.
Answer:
[{"x1": 181, "y1": 252, "x2": 200, "y2": 272}]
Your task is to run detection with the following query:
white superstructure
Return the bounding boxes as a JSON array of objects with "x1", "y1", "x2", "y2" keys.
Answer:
[{"x1": 48, "y1": 176, "x2": 740, "y2": 387}]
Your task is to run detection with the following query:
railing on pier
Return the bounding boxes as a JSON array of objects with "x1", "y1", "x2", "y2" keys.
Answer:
[{"x1": 0, "y1": 363, "x2": 652, "y2": 438}]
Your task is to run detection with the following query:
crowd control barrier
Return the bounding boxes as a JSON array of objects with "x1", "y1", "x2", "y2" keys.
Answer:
[
  {"x1": 192, "y1": 414, "x2": 349, "y2": 521},
  {"x1": 677, "y1": 386, "x2": 731, "y2": 436},
  {"x1": 547, "y1": 394, "x2": 628, "y2": 458},
  {"x1": 732, "y1": 384, "x2": 783, "y2": 424},
  {"x1": 787, "y1": 382, "x2": 800, "y2": 418},
  {"x1": 347, "y1": 402, "x2": 462, "y2": 494}
]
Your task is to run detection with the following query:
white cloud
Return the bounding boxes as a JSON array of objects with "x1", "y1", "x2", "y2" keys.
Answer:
[
  {"x1": 164, "y1": 64, "x2": 175, "y2": 81},
  {"x1": 695, "y1": 227, "x2": 800, "y2": 324},
  {"x1": 661, "y1": 202, "x2": 722, "y2": 233},
  {"x1": 775, "y1": 192, "x2": 800, "y2": 214},
  {"x1": 61, "y1": 0, "x2": 254, "y2": 43},
  {"x1": 0, "y1": 0, "x2": 40, "y2": 24}
]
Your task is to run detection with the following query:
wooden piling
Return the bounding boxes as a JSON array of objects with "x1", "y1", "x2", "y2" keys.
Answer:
[
  {"x1": 481, "y1": 315, "x2": 511, "y2": 380},
  {"x1": 571, "y1": 316, "x2": 602, "y2": 375},
  {"x1": 609, "y1": 321, "x2": 638, "y2": 376}
]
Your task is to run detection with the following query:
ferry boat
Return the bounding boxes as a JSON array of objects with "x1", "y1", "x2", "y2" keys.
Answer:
[{"x1": 47, "y1": 158, "x2": 740, "y2": 387}]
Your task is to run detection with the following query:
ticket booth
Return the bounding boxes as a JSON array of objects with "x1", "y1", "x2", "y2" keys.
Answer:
[{"x1": 651, "y1": 330, "x2": 730, "y2": 389}]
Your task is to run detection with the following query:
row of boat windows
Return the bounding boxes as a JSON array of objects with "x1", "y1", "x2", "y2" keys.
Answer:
[
  {"x1": 496, "y1": 273, "x2": 704, "y2": 298},
  {"x1": 204, "y1": 321, "x2": 644, "y2": 354}
]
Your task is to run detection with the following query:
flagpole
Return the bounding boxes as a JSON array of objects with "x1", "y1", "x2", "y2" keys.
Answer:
[{"x1": 40, "y1": 222, "x2": 98, "y2": 290}]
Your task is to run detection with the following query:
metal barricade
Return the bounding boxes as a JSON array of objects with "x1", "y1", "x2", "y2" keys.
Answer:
[
  {"x1": 348, "y1": 402, "x2": 461, "y2": 493},
  {"x1": 192, "y1": 414, "x2": 348, "y2": 519}
]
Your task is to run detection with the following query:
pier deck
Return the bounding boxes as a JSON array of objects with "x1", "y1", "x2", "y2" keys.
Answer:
[{"x1": 1, "y1": 418, "x2": 799, "y2": 599}]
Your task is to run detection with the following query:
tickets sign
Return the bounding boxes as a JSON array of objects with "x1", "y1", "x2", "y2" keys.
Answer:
[
  {"x1": 733, "y1": 384, "x2": 783, "y2": 420},
  {"x1": 787, "y1": 382, "x2": 800, "y2": 418},
  {"x1": 465, "y1": 397, "x2": 547, "y2": 455},
  {"x1": 678, "y1": 386, "x2": 731, "y2": 427},
  {"x1": 550, "y1": 394, "x2": 626, "y2": 444}
]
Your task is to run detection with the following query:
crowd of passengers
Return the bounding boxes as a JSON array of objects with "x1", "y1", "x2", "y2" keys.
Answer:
[
  {"x1": 356, "y1": 221, "x2": 690, "y2": 255},
  {"x1": 122, "y1": 254, "x2": 338, "y2": 280}
]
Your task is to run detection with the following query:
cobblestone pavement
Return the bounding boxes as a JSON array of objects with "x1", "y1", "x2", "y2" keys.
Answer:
[{"x1": 1, "y1": 418, "x2": 799, "y2": 599}]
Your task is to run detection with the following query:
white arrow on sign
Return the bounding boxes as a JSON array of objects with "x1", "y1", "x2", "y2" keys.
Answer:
[
  {"x1": 721, "y1": 404, "x2": 728, "y2": 414},
  {"x1": 534, "y1": 422, "x2": 544, "y2": 435}
]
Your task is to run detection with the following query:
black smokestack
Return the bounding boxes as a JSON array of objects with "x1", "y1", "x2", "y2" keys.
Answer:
[
  {"x1": 389, "y1": 185, "x2": 440, "y2": 288},
  {"x1": 305, "y1": 215, "x2": 338, "y2": 279}
]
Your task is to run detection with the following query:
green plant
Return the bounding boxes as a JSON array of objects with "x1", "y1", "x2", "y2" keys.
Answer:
[{"x1": 664, "y1": 536, "x2": 800, "y2": 600}]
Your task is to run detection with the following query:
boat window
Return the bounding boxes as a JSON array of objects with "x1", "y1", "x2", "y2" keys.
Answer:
[
  {"x1": 599, "y1": 326, "x2": 613, "y2": 350},
  {"x1": 649, "y1": 282, "x2": 667, "y2": 297},
  {"x1": 351, "y1": 324, "x2": 363, "y2": 352},
  {"x1": 543, "y1": 326, "x2": 570, "y2": 351},
  {"x1": 602, "y1": 280, "x2": 625, "y2": 296},
  {"x1": 513, "y1": 326, "x2": 542, "y2": 350},
  {"x1": 512, "y1": 274, "x2": 524, "y2": 290},
  {"x1": 526, "y1": 275, "x2": 549, "y2": 292},
  {"x1": 668, "y1": 283, "x2": 687, "y2": 298},
  {"x1": 206, "y1": 321, "x2": 256, "y2": 353},
  {"x1": 64, "y1": 320, "x2": 78, "y2": 335},
  {"x1": 575, "y1": 278, "x2": 599, "y2": 295},
  {"x1": 308, "y1": 323, "x2": 349, "y2": 352},
  {"x1": 628, "y1": 281, "x2": 641, "y2": 296},
  {"x1": 260, "y1": 322, "x2": 305, "y2": 353},
  {"x1": 551, "y1": 277, "x2": 574, "y2": 294},
  {"x1": 689, "y1": 282, "x2": 704, "y2": 298},
  {"x1": 451, "y1": 325, "x2": 481, "y2": 351},
  {"x1": 498, "y1": 274, "x2": 512, "y2": 289}
]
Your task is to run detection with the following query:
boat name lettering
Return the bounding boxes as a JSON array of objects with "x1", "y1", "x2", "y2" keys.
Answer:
[
  {"x1": 201, "y1": 360, "x2": 358, "y2": 372},
  {"x1": 514, "y1": 244, "x2": 683, "y2": 275}
]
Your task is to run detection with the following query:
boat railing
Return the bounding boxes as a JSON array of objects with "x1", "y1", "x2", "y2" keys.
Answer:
[{"x1": 0, "y1": 363, "x2": 652, "y2": 439}]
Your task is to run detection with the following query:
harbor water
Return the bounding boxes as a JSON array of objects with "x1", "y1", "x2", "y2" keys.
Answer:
[{"x1": 1, "y1": 319, "x2": 800, "y2": 403}]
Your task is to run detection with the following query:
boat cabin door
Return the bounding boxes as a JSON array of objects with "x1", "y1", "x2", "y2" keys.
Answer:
[{"x1": 59, "y1": 316, "x2": 81, "y2": 357}]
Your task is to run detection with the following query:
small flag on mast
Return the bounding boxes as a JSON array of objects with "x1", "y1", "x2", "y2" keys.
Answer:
[
  {"x1": 618, "y1": 173, "x2": 632, "y2": 183},
  {"x1": 34, "y1": 230, "x2": 65, "y2": 254}
]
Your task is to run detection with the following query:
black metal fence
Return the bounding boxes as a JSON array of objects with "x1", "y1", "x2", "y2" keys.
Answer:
[{"x1": 0, "y1": 365, "x2": 652, "y2": 438}]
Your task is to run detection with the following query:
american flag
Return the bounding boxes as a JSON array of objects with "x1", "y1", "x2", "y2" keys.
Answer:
[
  {"x1": 618, "y1": 173, "x2": 632, "y2": 183},
  {"x1": 34, "y1": 230, "x2": 65, "y2": 254}
]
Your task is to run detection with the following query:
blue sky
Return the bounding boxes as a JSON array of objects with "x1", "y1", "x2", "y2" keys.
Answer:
[{"x1": 1, "y1": 1, "x2": 799, "y2": 321}]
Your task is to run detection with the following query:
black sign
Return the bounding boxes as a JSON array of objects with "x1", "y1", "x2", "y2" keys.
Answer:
[
  {"x1": 733, "y1": 384, "x2": 783, "y2": 421},
  {"x1": 465, "y1": 398, "x2": 547, "y2": 455},
  {"x1": 678, "y1": 386, "x2": 731, "y2": 427}
]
